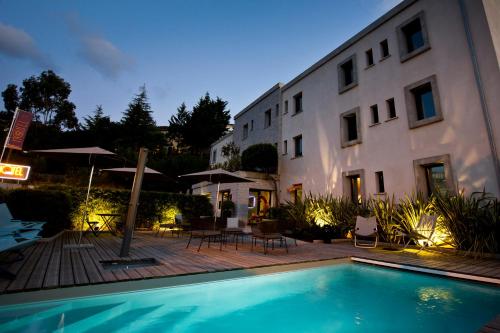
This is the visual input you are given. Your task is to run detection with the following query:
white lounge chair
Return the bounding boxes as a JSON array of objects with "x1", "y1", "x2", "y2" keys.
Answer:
[
  {"x1": 354, "y1": 216, "x2": 378, "y2": 248},
  {"x1": 0, "y1": 203, "x2": 45, "y2": 237},
  {"x1": 0, "y1": 234, "x2": 41, "y2": 279}
]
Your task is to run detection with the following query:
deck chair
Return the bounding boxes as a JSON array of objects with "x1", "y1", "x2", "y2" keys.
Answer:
[
  {"x1": 0, "y1": 234, "x2": 40, "y2": 279},
  {"x1": 354, "y1": 216, "x2": 378, "y2": 248},
  {"x1": 251, "y1": 220, "x2": 288, "y2": 254},
  {"x1": 403, "y1": 214, "x2": 437, "y2": 250},
  {"x1": 0, "y1": 203, "x2": 45, "y2": 236},
  {"x1": 186, "y1": 217, "x2": 222, "y2": 252}
]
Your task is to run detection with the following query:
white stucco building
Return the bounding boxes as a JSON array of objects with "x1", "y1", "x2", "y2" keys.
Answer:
[{"x1": 204, "y1": 0, "x2": 500, "y2": 223}]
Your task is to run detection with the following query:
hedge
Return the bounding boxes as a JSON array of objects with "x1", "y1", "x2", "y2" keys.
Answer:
[{"x1": 2, "y1": 186, "x2": 213, "y2": 237}]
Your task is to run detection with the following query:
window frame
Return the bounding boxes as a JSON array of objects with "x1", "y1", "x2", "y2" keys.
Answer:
[
  {"x1": 293, "y1": 134, "x2": 303, "y2": 158},
  {"x1": 404, "y1": 75, "x2": 443, "y2": 129},
  {"x1": 242, "y1": 123, "x2": 249, "y2": 140},
  {"x1": 293, "y1": 92, "x2": 303, "y2": 115},
  {"x1": 380, "y1": 39, "x2": 390, "y2": 59},
  {"x1": 396, "y1": 11, "x2": 431, "y2": 63},
  {"x1": 284, "y1": 100, "x2": 289, "y2": 114},
  {"x1": 386, "y1": 98, "x2": 397, "y2": 119},
  {"x1": 283, "y1": 140, "x2": 288, "y2": 155},
  {"x1": 413, "y1": 154, "x2": 455, "y2": 197},
  {"x1": 375, "y1": 171, "x2": 385, "y2": 193},
  {"x1": 264, "y1": 109, "x2": 272, "y2": 128},
  {"x1": 365, "y1": 48, "x2": 374, "y2": 67},
  {"x1": 342, "y1": 169, "x2": 365, "y2": 204},
  {"x1": 337, "y1": 54, "x2": 358, "y2": 94},
  {"x1": 340, "y1": 107, "x2": 362, "y2": 148},
  {"x1": 370, "y1": 104, "x2": 380, "y2": 124}
]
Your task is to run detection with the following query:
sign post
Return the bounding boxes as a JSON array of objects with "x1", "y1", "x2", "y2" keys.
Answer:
[{"x1": 0, "y1": 108, "x2": 33, "y2": 163}]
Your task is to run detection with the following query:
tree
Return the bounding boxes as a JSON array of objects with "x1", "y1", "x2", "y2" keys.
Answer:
[
  {"x1": 81, "y1": 105, "x2": 119, "y2": 149},
  {"x1": 119, "y1": 85, "x2": 164, "y2": 159},
  {"x1": 183, "y1": 93, "x2": 230, "y2": 154},
  {"x1": 167, "y1": 102, "x2": 190, "y2": 151},
  {"x1": 217, "y1": 141, "x2": 240, "y2": 171},
  {"x1": 241, "y1": 143, "x2": 278, "y2": 173},
  {"x1": 1, "y1": 84, "x2": 19, "y2": 115},
  {"x1": 16, "y1": 70, "x2": 78, "y2": 130}
]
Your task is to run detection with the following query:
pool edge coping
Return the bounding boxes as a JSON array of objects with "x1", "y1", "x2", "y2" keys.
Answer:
[
  {"x1": 351, "y1": 257, "x2": 500, "y2": 286},
  {"x1": 0, "y1": 258, "x2": 350, "y2": 306}
]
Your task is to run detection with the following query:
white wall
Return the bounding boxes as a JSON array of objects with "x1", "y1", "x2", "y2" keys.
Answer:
[
  {"x1": 279, "y1": 0, "x2": 500, "y2": 201},
  {"x1": 209, "y1": 133, "x2": 233, "y2": 167}
]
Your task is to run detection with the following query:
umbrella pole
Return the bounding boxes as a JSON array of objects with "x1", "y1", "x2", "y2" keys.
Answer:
[
  {"x1": 214, "y1": 182, "x2": 220, "y2": 230},
  {"x1": 78, "y1": 163, "x2": 95, "y2": 245}
]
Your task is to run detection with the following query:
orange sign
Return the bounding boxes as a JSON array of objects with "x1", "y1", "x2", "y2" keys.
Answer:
[
  {"x1": 0, "y1": 163, "x2": 31, "y2": 181},
  {"x1": 6, "y1": 109, "x2": 32, "y2": 150}
]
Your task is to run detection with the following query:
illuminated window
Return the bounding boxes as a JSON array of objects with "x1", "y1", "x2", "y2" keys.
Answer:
[
  {"x1": 289, "y1": 184, "x2": 303, "y2": 203},
  {"x1": 343, "y1": 169, "x2": 365, "y2": 204},
  {"x1": 338, "y1": 54, "x2": 358, "y2": 93},
  {"x1": 413, "y1": 154, "x2": 454, "y2": 198},
  {"x1": 265, "y1": 109, "x2": 271, "y2": 128},
  {"x1": 380, "y1": 39, "x2": 390, "y2": 58},
  {"x1": 397, "y1": 12, "x2": 430, "y2": 62},
  {"x1": 425, "y1": 164, "x2": 446, "y2": 196}
]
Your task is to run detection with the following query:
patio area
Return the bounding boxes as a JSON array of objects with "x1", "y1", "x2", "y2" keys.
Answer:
[{"x1": 1, "y1": 231, "x2": 500, "y2": 295}]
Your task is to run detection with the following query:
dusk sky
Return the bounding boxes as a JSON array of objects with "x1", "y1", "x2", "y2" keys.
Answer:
[{"x1": 0, "y1": 0, "x2": 401, "y2": 125}]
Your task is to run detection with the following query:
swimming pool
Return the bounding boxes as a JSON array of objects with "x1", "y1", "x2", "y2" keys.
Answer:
[{"x1": 0, "y1": 263, "x2": 499, "y2": 332}]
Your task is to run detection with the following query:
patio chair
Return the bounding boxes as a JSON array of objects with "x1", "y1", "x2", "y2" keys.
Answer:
[
  {"x1": 156, "y1": 214, "x2": 184, "y2": 238},
  {"x1": 0, "y1": 233, "x2": 41, "y2": 279},
  {"x1": 401, "y1": 214, "x2": 437, "y2": 251},
  {"x1": 186, "y1": 217, "x2": 222, "y2": 252},
  {"x1": 354, "y1": 216, "x2": 378, "y2": 248},
  {"x1": 0, "y1": 203, "x2": 45, "y2": 236},
  {"x1": 82, "y1": 212, "x2": 100, "y2": 237},
  {"x1": 251, "y1": 220, "x2": 288, "y2": 254}
]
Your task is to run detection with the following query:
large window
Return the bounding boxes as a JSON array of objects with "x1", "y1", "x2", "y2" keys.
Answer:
[
  {"x1": 340, "y1": 107, "x2": 361, "y2": 148},
  {"x1": 293, "y1": 92, "x2": 303, "y2": 114},
  {"x1": 293, "y1": 135, "x2": 303, "y2": 157},
  {"x1": 338, "y1": 54, "x2": 358, "y2": 93},
  {"x1": 243, "y1": 123, "x2": 248, "y2": 139},
  {"x1": 404, "y1": 75, "x2": 442, "y2": 129},
  {"x1": 413, "y1": 154, "x2": 454, "y2": 198},
  {"x1": 397, "y1": 12, "x2": 430, "y2": 62},
  {"x1": 248, "y1": 189, "x2": 272, "y2": 217},
  {"x1": 264, "y1": 109, "x2": 271, "y2": 128}
]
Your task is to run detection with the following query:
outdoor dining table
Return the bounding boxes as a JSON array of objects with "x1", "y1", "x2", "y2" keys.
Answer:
[{"x1": 97, "y1": 213, "x2": 122, "y2": 236}]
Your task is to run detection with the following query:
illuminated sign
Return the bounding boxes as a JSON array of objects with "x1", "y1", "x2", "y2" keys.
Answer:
[
  {"x1": 0, "y1": 163, "x2": 31, "y2": 181},
  {"x1": 6, "y1": 109, "x2": 32, "y2": 151}
]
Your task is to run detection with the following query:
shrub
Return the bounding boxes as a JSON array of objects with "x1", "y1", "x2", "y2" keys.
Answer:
[{"x1": 241, "y1": 144, "x2": 278, "y2": 173}]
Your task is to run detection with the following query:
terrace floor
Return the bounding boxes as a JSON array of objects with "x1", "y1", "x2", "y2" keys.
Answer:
[{"x1": 1, "y1": 231, "x2": 500, "y2": 296}]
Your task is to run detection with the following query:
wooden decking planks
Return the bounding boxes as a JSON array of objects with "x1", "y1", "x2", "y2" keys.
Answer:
[{"x1": 1, "y1": 231, "x2": 500, "y2": 295}]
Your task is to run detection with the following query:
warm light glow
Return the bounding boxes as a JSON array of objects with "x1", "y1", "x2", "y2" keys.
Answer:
[{"x1": 0, "y1": 162, "x2": 30, "y2": 180}]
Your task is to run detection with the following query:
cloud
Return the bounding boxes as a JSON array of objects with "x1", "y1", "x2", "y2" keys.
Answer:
[
  {"x1": 79, "y1": 35, "x2": 134, "y2": 79},
  {"x1": 66, "y1": 13, "x2": 134, "y2": 79},
  {"x1": 0, "y1": 22, "x2": 53, "y2": 68}
]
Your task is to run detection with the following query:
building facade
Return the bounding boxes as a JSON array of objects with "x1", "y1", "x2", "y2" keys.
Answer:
[{"x1": 205, "y1": 0, "x2": 500, "y2": 223}]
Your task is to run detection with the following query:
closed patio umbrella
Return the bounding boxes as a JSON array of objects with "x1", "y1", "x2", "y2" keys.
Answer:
[{"x1": 179, "y1": 169, "x2": 253, "y2": 225}]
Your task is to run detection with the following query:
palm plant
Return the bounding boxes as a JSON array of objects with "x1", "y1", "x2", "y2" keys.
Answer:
[{"x1": 370, "y1": 195, "x2": 400, "y2": 245}]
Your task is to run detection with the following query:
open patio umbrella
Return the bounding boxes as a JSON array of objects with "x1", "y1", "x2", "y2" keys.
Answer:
[
  {"x1": 100, "y1": 167, "x2": 162, "y2": 175},
  {"x1": 179, "y1": 169, "x2": 253, "y2": 225},
  {"x1": 30, "y1": 146, "x2": 118, "y2": 246}
]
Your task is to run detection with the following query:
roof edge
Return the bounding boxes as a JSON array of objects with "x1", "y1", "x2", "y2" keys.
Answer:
[
  {"x1": 282, "y1": 0, "x2": 418, "y2": 92},
  {"x1": 234, "y1": 82, "x2": 283, "y2": 120}
]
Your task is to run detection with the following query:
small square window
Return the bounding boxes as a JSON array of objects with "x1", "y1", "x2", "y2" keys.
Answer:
[
  {"x1": 293, "y1": 92, "x2": 303, "y2": 114},
  {"x1": 340, "y1": 107, "x2": 362, "y2": 148},
  {"x1": 243, "y1": 124, "x2": 248, "y2": 139},
  {"x1": 338, "y1": 55, "x2": 358, "y2": 93},
  {"x1": 375, "y1": 171, "x2": 385, "y2": 193},
  {"x1": 293, "y1": 135, "x2": 302, "y2": 157},
  {"x1": 366, "y1": 49, "x2": 374, "y2": 66},
  {"x1": 284, "y1": 100, "x2": 289, "y2": 114},
  {"x1": 264, "y1": 109, "x2": 271, "y2": 128},
  {"x1": 283, "y1": 140, "x2": 288, "y2": 155},
  {"x1": 275, "y1": 104, "x2": 279, "y2": 117},
  {"x1": 404, "y1": 75, "x2": 442, "y2": 129},
  {"x1": 380, "y1": 39, "x2": 390, "y2": 58},
  {"x1": 386, "y1": 98, "x2": 396, "y2": 118},
  {"x1": 370, "y1": 104, "x2": 379, "y2": 124},
  {"x1": 397, "y1": 12, "x2": 430, "y2": 62}
]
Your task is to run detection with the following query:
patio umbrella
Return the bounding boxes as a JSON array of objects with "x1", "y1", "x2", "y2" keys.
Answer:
[
  {"x1": 100, "y1": 167, "x2": 162, "y2": 175},
  {"x1": 179, "y1": 168, "x2": 253, "y2": 225},
  {"x1": 30, "y1": 146, "x2": 118, "y2": 246}
]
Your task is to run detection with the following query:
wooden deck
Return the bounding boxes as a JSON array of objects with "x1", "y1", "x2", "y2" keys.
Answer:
[{"x1": 1, "y1": 231, "x2": 500, "y2": 295}]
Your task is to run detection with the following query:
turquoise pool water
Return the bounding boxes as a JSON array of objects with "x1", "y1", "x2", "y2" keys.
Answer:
[{"x1": 0, "y1": 263, "x2": 499, "y2": 332}]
